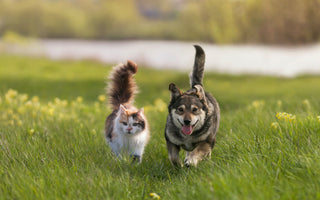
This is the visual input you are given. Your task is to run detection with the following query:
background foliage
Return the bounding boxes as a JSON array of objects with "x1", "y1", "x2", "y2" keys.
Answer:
[{"x1": 1, "y1": 0, "x2": 320, "y2": 44}]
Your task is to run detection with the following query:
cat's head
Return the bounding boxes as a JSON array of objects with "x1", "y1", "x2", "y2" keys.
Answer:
[{"x1": 118, "y1": 104, "x2": 146, "y2": 135}]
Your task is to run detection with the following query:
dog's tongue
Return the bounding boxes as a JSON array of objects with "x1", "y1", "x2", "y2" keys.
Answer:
[{"x1": 182, "y1": 125, "x2": 193, "y2": 135}]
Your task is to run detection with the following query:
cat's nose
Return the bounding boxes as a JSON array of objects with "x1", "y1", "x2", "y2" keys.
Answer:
[{"x1": 127, "y1": 127, "x2": 132, "y2": 131}]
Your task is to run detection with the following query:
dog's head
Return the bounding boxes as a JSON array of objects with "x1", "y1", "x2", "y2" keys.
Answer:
[{"x1": 168, "y1": 83, "x2": 208, "y2": 135}]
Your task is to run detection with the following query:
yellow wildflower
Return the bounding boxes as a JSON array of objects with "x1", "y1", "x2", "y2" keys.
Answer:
[
  {"x1": 32, "y1": 111, "x2": 37, "y2": 118},
  {"x1": 8, "y1": 120, "x2": 14, "y2": 126},
  {"x1": 19, "y1": 94, "x2": 28, "y2": 103},
  {"x1": 59, "y1": 113, "x2": 64, "y2": 119},
  {"x1": 277, "y1": 100, "x2": 282, "y2": 108},
  {"x1": 54, "y1": 97, "x2": 61, "y2": 105},
  {"x1": 48, "y1": 108, "x2": 54, "y2": 116},
  {"x1": 17, "y1": 120, "x2": 23, "y2": 126},
  {"x1": 91, "y1": 129, "x2": 96, "y2": 135},
  {"x1": 317, "y1": 116, "x2": 320, "y2": 122},
  {"x1": 303, "y1": 99, "x2": 311, "y2": 110},
  {"x1": 2, "y1": 113, "x2": 8, "y2": 120},
  {"x1": 252, "y1": 100, "x2": 265, "y2": 109},
  {"x1": 288, "y1": 115, "x2": 296, "y2": 123},
  {"x1": 76, "y1": 96, "x2": 83, "y2": 103},
  {"x1": 61, "y1": 100, "x2": 68, "y2": 107},
  {"x1": 12, "y1": 114, "x2": 19, "y2": 120},
  {"x1": 248, "y1": 100, "x2": 265, "y2": 110},
  {"x1": 47, "y1": 102, "x2": 54, "y2": 108},
  {"x1": 29, "y1": 128, "x2": 35, "y2": 135},
  {"x1": 154, "y1": 98, "x2": 167, "y2": 112},
  {"x1": 271, "y1": 122, "x2": 279, "y2": 130},
  {"x1": 98, "y1": 95, "x2": 106, "y2": 102},
  {"x1": 25, "y1": 100, "x2": 33, "y2": 108},
  {"x1": 41, "y1": 107, "x2": 46, "y2": 113},
  {"x1": 94, "y1": 102, "x2": 100, "y2": 108},
  {"x1": 32, "y1": 96, "x2": 39, "y2": 103},
  {"x1": 144, "y1": 105, "x2": 155, "y2": 113},
  {"x1": 5, "y1": 89, "x2": 18, "y2": 99},
  {"x1": 277, "y1": 112, "x2": 284, "y2": 119},
  {"x1": 276, "y1": 112, "x2": 296, "y2": 123},
  {"x1": 18, "y1": 107, "x2": 25, "y2": 114},
  {"x1": 149, "y1": 193, "x2": 161, "y2": 200}
]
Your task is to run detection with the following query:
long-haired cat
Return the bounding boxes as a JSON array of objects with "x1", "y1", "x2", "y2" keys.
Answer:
[{"x1": 105, "y1": 61, "x2": 149, "y2": 163}]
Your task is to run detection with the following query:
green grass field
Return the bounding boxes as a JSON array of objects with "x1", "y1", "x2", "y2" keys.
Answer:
[{"x1": 1, "y1": 55, "x2": 320, "y2": 199}]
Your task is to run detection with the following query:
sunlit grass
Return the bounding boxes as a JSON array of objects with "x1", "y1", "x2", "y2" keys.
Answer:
[{"x1": 1, "y1": 55, "x2": 320, "y2": 199}]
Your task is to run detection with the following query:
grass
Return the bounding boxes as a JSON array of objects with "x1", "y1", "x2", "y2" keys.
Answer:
[{"x1": 0, "y1": 54, "x2": 320, "y2": 199}]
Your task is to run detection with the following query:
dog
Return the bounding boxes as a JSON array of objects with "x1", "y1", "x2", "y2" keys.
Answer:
[{"x1": 164, "y1": 45, "x2": 220, "y2": 167}]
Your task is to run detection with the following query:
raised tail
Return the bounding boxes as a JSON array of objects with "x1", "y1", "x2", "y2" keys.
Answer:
[
  {"x1": 190, "y1": 45, "x2": 205, "y2": 88},
  {"x1": 107, "y1": 60, "x2": 138, "y2": 110}
]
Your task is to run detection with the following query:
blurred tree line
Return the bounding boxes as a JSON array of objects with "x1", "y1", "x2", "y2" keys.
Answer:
[{"x1": 0, "y1": 0, "x2": 320, "y2": 44}]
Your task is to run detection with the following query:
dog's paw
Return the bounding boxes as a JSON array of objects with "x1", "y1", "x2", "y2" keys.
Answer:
[
  {"x1": 171, "y1": 159, "x2": 183, "y2": 168},
  {"x1": 184, "y1": 157, "x2": 199, "y2": 167}
]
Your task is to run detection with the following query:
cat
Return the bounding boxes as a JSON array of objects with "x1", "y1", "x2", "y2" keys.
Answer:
[{"x1": 104, "y1": 61, "x2": 149, "y2": 163}]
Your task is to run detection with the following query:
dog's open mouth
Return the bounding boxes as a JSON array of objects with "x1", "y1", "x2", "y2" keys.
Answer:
[
  {"x1": 179, "y1": 120, "x2": 199, "y2": 135},
  {"x1": 182, "y1": 125, "x2": 193, "y2": 135}
]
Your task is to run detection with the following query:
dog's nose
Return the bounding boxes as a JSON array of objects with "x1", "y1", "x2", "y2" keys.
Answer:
[{"x1": 184, "y1": 119, "x2": 191, "y2": 125}]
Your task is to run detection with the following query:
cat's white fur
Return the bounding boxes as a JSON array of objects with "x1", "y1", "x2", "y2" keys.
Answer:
[
  {"x1": 105, "y1": 61, "x2": 149, "y2": 163},
  {"x1": 107, "y1": 105, "x2": 149, "y2": 161}
]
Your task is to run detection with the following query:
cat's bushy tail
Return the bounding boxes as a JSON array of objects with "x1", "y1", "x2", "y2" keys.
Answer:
[{"x1": 107, "y1": 60, "x2": 138, "y2": 110}]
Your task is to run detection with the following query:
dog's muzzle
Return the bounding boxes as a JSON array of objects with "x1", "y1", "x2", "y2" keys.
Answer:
[{"x1": 179, "y1": 119, "x2": 199, "y2": 135}]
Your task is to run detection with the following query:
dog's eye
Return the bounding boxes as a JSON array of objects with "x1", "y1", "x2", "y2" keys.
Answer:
[
  {"x1": 192, "y1": 107, "x2": 198, "y2": 112},
  {"x1": 122, "y1": 122, "x2": 128, "y2": 126},
  {"x1": 178, "y1": 107, "x2": 184, "y2": 112}
]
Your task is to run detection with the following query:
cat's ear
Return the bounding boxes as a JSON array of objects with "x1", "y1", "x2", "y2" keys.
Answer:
[
  {"x1": 137, "y1": 108, "x2": 144, "y2": 115},
  {"x1": 119, "y1": 104, "x2": 127, "y2": 114}
]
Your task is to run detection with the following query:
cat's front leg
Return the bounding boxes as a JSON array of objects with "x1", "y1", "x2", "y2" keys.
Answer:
[
  {"x1": 108, "y1": 140, "x2": 122, "y2": 158},
  {"x1": 131, "y1": 145, "x2": 144, "y2": 164},
  {"x1": 131, "y1": 155, "x2": 141, "y2": 164}
]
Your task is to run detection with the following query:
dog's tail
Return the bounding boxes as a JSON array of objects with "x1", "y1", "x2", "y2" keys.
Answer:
[
  {"x1": 190, "y1": 45, "x2": 205, "y2": 88},
  {"x1": 107, "y1": 60, "x2": 138, "y2": 110}
]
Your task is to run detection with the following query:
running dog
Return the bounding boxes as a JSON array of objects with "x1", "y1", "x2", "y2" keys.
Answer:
[{"x1": 165, "y1": 45, "x2": 220, "y2": 167}]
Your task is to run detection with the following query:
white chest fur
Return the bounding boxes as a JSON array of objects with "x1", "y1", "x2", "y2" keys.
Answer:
[{"x1": 107, "y1": 123, "x2": 149, "y2": 158}]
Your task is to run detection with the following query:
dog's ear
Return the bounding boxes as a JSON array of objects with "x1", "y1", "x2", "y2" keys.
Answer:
[
  {"x1": 193, "y1": 85, "x2": 208, "y2": 107},
  {"x1": 169, "y1": 83, "x2": 182, "y2": 100},
  {"x1": 193, "y1": 85, "x2": 205, "y2": 99}
]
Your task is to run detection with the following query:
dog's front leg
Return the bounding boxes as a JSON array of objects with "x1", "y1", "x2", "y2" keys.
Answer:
[
  {"x1": 184, "y1": 141, "x2": 213, "y2": 167},
  {"x1": 166, "y1": 140, "x2": 182, "y2": 167}
]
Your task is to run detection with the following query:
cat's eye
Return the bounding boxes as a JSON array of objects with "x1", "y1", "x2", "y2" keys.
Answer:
[
  {"x1": 132, "y1": 123, "x2": 138, "y2": 127},
  {"x1": 122, "y1": 122, "x2": 128, "y2": 126}
]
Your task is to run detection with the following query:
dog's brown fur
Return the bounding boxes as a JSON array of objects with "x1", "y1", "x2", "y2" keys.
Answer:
[{"x1": 165, "y1": 45, "x2": 220, "y2": 167}]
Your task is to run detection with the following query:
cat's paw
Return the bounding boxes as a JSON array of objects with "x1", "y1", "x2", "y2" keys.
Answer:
[{"x1": 131, "y1": 155, "x2": 141, "y2": 164}]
